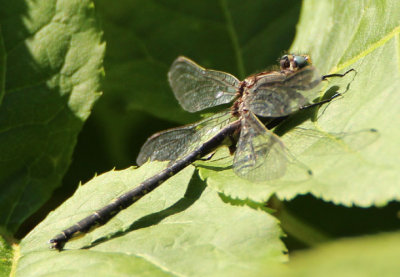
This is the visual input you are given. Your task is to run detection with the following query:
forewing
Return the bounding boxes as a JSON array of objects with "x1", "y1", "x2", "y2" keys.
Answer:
[
  {"x1": 233, "y1": 112, "x2": 291, "y2": 182},
  {"x1": 246, "y1": 66, "x2": 323, "y2": 117},
  {"x1": 168, "y1": 56, "x2": 239, "y2": 112},
  {"x1": 137, "y1": 111, "x2": 235, "y2": 165}
]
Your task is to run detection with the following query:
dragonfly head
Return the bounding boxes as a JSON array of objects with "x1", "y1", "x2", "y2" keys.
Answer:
[{"x1": 280, "y1": 54, "x2": 312, "y2": 72}]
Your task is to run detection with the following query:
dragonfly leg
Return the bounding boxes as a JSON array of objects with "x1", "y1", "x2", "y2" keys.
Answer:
[
  {"x1": 198, "y1": 152, "x2": 216, "y2": 161},
  {"x1": 300, "y1": 93, "x2": 341, "y2": 110},
  {"x1": 199, "y1": 133, "x2": 237, "y2": 160},
  {"x1": 228, "y1": 135, "x2": 237, "y2": 154},
  {"x1": 322, "y1": 68, "x2": 356, "y2": 80},
  {"x1": 301, "y1": 68, "x2": 356, "y2": 110}
]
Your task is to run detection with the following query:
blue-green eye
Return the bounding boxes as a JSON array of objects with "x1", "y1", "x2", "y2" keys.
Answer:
[{"x1": 294, "y1": 55, "x2": 308, "y2": 68}]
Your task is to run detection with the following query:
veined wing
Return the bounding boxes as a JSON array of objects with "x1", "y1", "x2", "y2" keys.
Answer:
[
  {"x1": 137, "y1": 111, "x2": 235, "y2": 165},
  {"x1": 281, "y1": 126, "x2": 379, "y2": 155},
  {"x1": 168, "y1": 56, "x2": 239, "y2": 112},
  {"x1": 233, "y1": 111, "x2": 308, "y2": 182},
  {"x1": 245, "y1": 66, "x2": 323, "y2": 117}
]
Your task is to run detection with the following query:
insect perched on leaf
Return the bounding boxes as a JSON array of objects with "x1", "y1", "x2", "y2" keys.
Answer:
[{"x1": 49, "y1": 54, "x2": 354, "y2": 250}]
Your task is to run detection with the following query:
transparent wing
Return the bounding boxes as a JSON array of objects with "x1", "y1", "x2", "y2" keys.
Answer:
[
  {"x1": 137, "y1": 111, "x2": 235, "y2": 165},
  {"x1": 168, "y1": 56, "x2": 239, "y2": 112},
  {"x1": 245, "y1": 66, "x2": 323, "y2": 117},
  {"x1": 282, "y1": 127, "x2": 380, "y2": 155},
  {"x1": 233, "y1": 112, "x2": 305, "y2": 182}
]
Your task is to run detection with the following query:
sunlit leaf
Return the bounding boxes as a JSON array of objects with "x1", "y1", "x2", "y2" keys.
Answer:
[
  {"x1": 19, "y1": 163, "x2": 285, "y2": 276},
  {"x1": 0, "y1": 0, "x2": 104, "y2": 233},
  {"x1": 202, "y1": 0, "x2": 400, "y2": 207}
]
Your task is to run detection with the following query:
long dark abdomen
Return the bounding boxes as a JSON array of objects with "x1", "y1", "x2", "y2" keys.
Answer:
[{"x1": 49, "y1": 120, "x2": 241, "y2": 250}]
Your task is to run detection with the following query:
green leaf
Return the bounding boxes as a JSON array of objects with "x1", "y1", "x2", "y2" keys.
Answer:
[
  {"x1": 200, "y1": 0, "x2": 400, "y2": 207},
  {"x1": 0, "y1": 0, "x2": 104, "y2": 232},
  {"x1": 19, "y1": 163, "x2": 286, "y2": 276},
  {"x1": 0, "y1": 230, "x2": 13, "y2": 277},
  {"x1": 269, "y1": 231, "x2": 400, "y2": 276}
]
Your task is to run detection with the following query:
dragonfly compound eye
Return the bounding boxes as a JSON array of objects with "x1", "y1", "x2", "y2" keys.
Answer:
[
  {"x1": 293, "y1": 55, "x2": 310, "y2": 69},
  {"x1": 279, "y1": 55, "x2": 290, "y2": 70}
]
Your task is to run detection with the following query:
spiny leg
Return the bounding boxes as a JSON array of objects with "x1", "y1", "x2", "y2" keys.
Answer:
[
  {"x1": 322, "y1": 68, "x2": 356, "y2": 80},
  {"x1": 301, "y1": 68, "x2": 357, "y2": 110},
  {"x1": 300, "y1": 93, "x2": 341, "y2": 110}
]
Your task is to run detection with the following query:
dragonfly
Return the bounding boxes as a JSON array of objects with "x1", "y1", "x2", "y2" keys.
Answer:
[{"x1": 49, "y1": 54, "x2": 354, "y2": 250}]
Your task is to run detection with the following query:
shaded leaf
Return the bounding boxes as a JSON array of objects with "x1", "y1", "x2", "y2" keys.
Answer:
[
  {"x1": 95, "y1": 0, "x2": 301, "y2": 123},
  {"x1": 0, "y1": 26, "x2": 5, "y2": 105}
]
